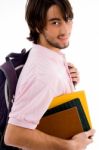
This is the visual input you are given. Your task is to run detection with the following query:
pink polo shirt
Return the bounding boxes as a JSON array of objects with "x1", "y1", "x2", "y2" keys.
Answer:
[{"x1": 8, "y1": 44, "x2": 74, "y2": 129}]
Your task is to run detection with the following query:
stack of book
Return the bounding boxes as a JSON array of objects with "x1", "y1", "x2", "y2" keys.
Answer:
[{"x1": 37, "y1": 91, "x2": 92, "y2": 139}]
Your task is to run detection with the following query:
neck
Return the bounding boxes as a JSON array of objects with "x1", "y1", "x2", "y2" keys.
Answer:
[{"x1": 38, "y1": 37, "x2": 60, "y2": 53}]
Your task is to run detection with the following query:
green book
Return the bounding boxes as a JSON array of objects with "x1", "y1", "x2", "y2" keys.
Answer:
[{"x1": 44, "y1": 98, "x2": 90, "y2": 131}]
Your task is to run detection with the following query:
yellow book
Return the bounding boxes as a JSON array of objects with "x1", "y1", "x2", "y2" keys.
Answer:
[{"x1": 48, "y1": 90, "x2": 92, "y2": 128}]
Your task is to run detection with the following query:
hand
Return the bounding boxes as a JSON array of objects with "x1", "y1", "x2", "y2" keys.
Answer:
[
  {"x1": 68, "y1": 63, "x2": 80, "y2": 86},
  {"x1": 70, "y1": 129, "x2": 95, "y2": 150}
]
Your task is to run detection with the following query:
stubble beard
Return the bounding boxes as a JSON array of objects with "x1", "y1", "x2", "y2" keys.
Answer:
[
  {"x1": 45, "y1": 36, "x2": 69, "y2": 49},
  {"x1": 42, "y1": 30, "x2": 70, "y2": 50}
]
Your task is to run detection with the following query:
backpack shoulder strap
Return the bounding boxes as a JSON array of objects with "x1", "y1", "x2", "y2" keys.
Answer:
[
  {"x1": 0, "y1": 60, "x2": 17, "y2": 107},
  {"x1": 6, "y1": 48, "x2": 27, "y2": 61},
  {"x1": 0, "y1": 48, "x2": 30, "y2": 109}
]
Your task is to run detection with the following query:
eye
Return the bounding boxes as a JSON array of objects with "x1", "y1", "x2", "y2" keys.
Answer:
[
  {"x1": 66, "y1": 18, "x2": 73, "y2": 23},
  {"x1": 52, "y1": 21, "x2": 60, "y2": 26}
]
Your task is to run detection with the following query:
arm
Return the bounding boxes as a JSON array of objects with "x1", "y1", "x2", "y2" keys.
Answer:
[
  {"x1": 4, "y1": 124, "x2": 95, "y2": 150},
  {"x1": 4, "y1": 124, "x2": 71, "y2": 150}
]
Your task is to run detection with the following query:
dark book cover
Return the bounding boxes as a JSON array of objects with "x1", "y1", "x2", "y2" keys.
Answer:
[{"x1": 37, "y1": 98, "x2": 90, "y2": 139}]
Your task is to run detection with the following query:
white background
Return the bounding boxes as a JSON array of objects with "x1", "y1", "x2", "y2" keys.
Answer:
[{"x1": 0, "y1": 0, "x2": 99, "y2": 149}]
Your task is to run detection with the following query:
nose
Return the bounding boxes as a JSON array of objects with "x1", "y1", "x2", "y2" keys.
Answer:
[{"x1": 60, "y1": 20, "x2": 73, "y2": 35}]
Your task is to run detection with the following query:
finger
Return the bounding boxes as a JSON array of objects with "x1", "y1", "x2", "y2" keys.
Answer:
[
  {"x1": 70, "y1": 72, "x2": 78, "y2": 77},
  {"x1": 85, "y1": 129, "x2": 95, "y2": 138},
  {"x1": 70, "y1": 72, "x2": 79, "y2": 81},
  {"x1": 68, "y1": 67, "x2": 78, "y2": 74},
  {"x1": 72, "y1": 77, "x2": 79, "y2": 82},
  {"x1": 87, "y1": 137, "x2": 93, "y2": 145},
  {"x1": 67, "y1": 62, "x2": 75, "y2": 68}
]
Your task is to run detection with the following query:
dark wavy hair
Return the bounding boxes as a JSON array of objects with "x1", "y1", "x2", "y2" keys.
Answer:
[{"x1": 25, "y1": 0, "x2": 74, "y2": 44}]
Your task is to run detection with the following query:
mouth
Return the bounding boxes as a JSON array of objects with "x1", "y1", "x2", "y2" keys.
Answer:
[
  {"x1": 58, "y1": 36, "x2": 69, "y2": 43},
  {"x1": 58, "y1": 33, "x2": 70, "y2": 39}
]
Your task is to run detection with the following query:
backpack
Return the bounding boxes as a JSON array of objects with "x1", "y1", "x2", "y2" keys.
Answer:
[{"x1": 0, "y1": 48, "x2": 30, "y2": 149}]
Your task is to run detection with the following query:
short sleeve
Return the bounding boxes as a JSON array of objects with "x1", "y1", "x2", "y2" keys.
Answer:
[{"x1": 8, "y1": 77, "x2": 62, "y2": 129}]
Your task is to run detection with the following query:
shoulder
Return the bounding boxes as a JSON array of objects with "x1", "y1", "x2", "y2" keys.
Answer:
[{"x1": 24, "y1": 48, "x2": 56, "y2": 77}]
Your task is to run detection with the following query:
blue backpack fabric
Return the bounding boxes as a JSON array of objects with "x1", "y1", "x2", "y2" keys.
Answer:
[{"x1": 0, "y1": 48, "x2": 30, "y2": 149}]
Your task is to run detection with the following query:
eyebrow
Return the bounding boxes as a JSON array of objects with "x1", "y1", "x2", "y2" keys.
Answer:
[{"x1": 48, "y1": 18, "x2": 61, "y2": 22}]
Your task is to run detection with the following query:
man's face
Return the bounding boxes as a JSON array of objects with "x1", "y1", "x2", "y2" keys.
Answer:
[{"x1": 39, "y1": 5, "x2": 73, "y2": 51}]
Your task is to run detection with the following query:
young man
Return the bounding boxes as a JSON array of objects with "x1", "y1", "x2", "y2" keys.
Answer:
[{"x1": 4, "y1": 0, "x2": 95, "y2": 150}]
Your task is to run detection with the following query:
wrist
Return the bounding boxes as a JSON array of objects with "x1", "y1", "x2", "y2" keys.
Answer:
[{"x1": 53, "y1": 138, "x2": 76, "y2": 150}]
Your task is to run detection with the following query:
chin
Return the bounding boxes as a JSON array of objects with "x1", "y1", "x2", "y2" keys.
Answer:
[{"x1": 61, "y1": 43, "x2": 69, "y2": 49}]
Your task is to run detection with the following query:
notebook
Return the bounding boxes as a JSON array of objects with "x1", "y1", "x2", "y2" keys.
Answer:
[
  {"x1": 37, "y1": 98, "x2": 90, "y2": 139},
  {"x1": 48, "y1": 90, "x2": 92, "y2": 127}
]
